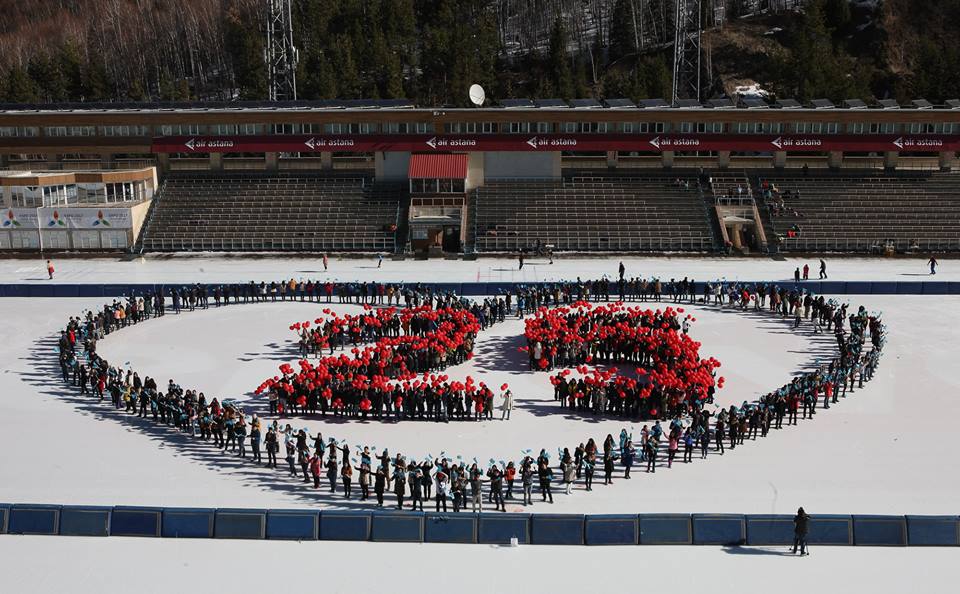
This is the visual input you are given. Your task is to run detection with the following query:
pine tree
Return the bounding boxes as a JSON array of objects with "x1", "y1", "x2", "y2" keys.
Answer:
[
  {"x1": 127, "y1": 79, "x2": 147, "y2": 101},
  {"x1": 84, "y1": 61, "x2": 112, "y2": 101},
  {"x1": 549, "y1": 16, "x2": 574, "y2": 99},
  {"x1": 609, "y1": 0, "x2": 638, "y2": 65},
  {"x1": 4, "y1": 64, "x2": 39, "y2": 102},
  {"x1": 28, "y1": 53, "x2": 68, "y2": 102},
  {"x1": 57, "y1": 42, "x2": 85, "y2": 101},
  {"x1": 333, "y1": 36, "x2": 361, "y2": 98},
  {"x1": 300, "y1": 52, "x2": 338, "y2": 100},
  {"x1": 224, "y1": 5, "x2": 267, "y2": 99}
]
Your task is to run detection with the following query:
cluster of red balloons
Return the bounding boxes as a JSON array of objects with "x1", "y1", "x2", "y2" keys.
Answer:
[
  {"x1": 256, "y1": 304, "x2": 508, "y2": 414},
  {"x1": 525, "y1": 301, "x2": 723, "y2": 404}
]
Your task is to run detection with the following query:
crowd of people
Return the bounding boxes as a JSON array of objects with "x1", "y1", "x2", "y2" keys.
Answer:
[
  {"x1": 524, "y1": 301, "x2": 723, "y2": 420},
  {"x1": 256, "y1": 298, "x2": 513, "y2": 421},
  {"x1": 51, "y1": 267, "x2": 885, "y2": 512}
]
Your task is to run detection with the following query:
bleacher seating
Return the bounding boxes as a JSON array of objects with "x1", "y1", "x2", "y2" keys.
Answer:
[
  {"x1": 141, "y1": 174, "x2": 401, "y2": 252},
  {"x1": 754, "y1": 171, "x2": 960, "y2": 253},
  {"x1": 473, "y1": 174, "x2": 714, "y2": 252}
]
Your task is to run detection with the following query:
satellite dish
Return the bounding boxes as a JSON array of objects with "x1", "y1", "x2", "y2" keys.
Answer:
[{"x1": 469, "y1": 84, "x2": 486, "y2": 107}]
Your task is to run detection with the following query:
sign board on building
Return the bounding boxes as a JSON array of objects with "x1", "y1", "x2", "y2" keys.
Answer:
[
  {"x1": 4, "y1": 208, "x2": 132, "y2": 230},
  {"x1": 150, "y1": 134, "x2": 960, "y2": 154}
]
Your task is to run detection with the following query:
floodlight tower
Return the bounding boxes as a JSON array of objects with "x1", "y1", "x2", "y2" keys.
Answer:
[
  {"x1": 265, "y1": 0, "x2": 298, "y2": 101},
  {"x1": 671, "y1": 0, "x2": 702, "y2": 105}
]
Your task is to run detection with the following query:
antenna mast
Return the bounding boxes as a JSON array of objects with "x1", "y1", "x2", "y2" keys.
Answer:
[
  {"x1": 265, "y1": 0, "x2": 298, "y2": 101},
  {"x1": 671, "y1": 0, "x2": 702, "y2": 105}
]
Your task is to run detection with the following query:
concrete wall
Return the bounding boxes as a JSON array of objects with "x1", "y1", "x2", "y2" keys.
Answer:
[
  {"x1": 466, "y1": 152, "x2": 484, "y2": 191},
  {"x1": 375, "y1": 152, "x2": 411, "y2": 181},
  {"x1": 483, "y1": 151, "x2": 560, "y2": 180},
  {"x1": 129, "y1": 199, "x2": 152, "y2": 243}
]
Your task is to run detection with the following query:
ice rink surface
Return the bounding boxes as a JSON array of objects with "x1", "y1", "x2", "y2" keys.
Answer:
[
  {"x1": 0, "y1": 255, "x2": 955, "y2": 592},
  {"x1": 0, "y1": 253, "x2": 953, "y2": 285}
]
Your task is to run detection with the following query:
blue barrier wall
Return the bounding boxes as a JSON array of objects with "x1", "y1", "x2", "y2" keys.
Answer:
[
  {"x1": 371, "y1": 512, "x2": 424, "y2": 543},
  {"x1": 745, "y1": 515, "x2": 795, "y2": 546},
  {"x1": 320, "y1": 511, "x2": 371, "y2": 541},
  {"x1": 423, "y1": 514, "x2": 477, "y2": 544},
  {"x1": 215, "y1": 509, "x2": 266, "y2": 540},
  {"x1": 59, "y1": 506, "x2": 111, "y2": 537},
  {"x1": 808, "y1": 515, "x2": 854, "y2": 545},
  {"x1": 478, "y1": 513, "x2": 530, "y2": 545},
  {"x1": 639, "y1": 514, "x2": 693, "y2": 545},
  {"x1": 530, "y1": 514, "x2": 584, "y2": 545},
  {"x1": 906, "y1": 516, "x2": 959, "y2": 546},
  {"x1": 692, "y1": 514, "x2": 746, "y2": 545},
  {"x1": 8, "y1": 505, "x2": 60, "y2": 535},
  {"x1": 266, "y1": 510, "x2": 319, "y2": 540},
  {"x1": 1, "y1": 280, "x2": 958, "y2": 299},
  {"x1": 0, "y1": 505, "x2": 956, "y2": 546},
  {"x1": 584, "y1": 515, "x2": 638, "y2": 545},
  {"x1": 370, "y1": 511, "x2": 423, "y2": 542},
  {"x1": 110, "y1": 507, "x2": 162, "y2": 537},
  {"x1": 162, "y1": 508, "x2": 215, "y2": 538},
  {"x1": 853, "y1": 515, "x2": 907, "y2": 546}
]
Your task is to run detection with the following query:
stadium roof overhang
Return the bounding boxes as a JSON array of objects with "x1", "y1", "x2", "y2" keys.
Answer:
[{"x1": 408, "y1": 154, "x2": 468, "y2": 179}]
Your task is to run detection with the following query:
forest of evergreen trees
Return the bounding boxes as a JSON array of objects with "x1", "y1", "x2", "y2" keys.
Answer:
[{"x1": 1, "y1": 0, "x2": 960, "y2": 106}]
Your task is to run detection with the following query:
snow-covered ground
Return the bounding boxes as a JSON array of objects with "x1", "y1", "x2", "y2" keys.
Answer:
[
  {"x1": 0, "y1": 256, "x2": 954, "y2": 592},
  {"x1": 0, "y1": 253, "x2": 952, "y2": 285},
  {"x1": 2, "y1": 536, "x2": 954, "y2": 594}
]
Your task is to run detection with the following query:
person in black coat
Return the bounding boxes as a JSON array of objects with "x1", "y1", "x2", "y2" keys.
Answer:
[{"x1": 793, "y1": 507, "x2": 810, "y2": 555}]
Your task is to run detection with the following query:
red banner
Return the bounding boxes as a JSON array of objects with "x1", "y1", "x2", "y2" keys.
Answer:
[{"x1": 150, "y1": 133, "x2": 960, "y2": 154}]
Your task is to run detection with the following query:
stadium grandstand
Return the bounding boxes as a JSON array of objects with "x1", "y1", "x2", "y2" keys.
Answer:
[{"x1": 2, "y1": 97, "x2": 960, "y2": 255}]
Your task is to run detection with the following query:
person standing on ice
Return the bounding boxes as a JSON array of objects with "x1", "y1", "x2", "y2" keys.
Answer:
[
  {"x1": 322, "y1": 253, "x2": 329, "y2": 271},
  {"x1": 819, "y1": 259, "x2": 827, "y2": 279},
  {"x1": 500, "y1": 389, "x2": 513, "y2": 420},
  {"x1": 618, "y1": 261, "x2": 625, "y2": 281},
  {"x1": 928, "y1": 256, "x2": 938, "y2": 275},
  {"x1": 374, "y1": 466, "x2": 386, "y2": 507},
  {"x1": 521, "y1": 458, "x2": 535, "y2": 505},
  {"x1": 392, "y1": 464, "x2": 406, "y2": 510},
  {"x1": 46, "y1": 259, "x2": 55, "y2": 280},
  {"x1": 537, "y1": 459, "x2": 554, "y2": 503},
  {"x1": 792, "y1": 507, "x2": 810, "y2": 555}
]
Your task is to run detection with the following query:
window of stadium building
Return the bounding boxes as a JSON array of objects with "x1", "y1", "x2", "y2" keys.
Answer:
[
  {"x1": 793, "y1": 122, "x2": 840, "y2": 134},
  {"x1": 384, "y1": 122, "x2": 435, "y2": 134},
  {"x1": 735, "y1": 122, "x2": 780, "y2": 134},
  {"x1": 0, "y1": 126, "x2": 39, "y2": 137},
  {"x1": 159, "y1": 124, "x2": 203, "y2": 136},
  {"x1": 625, "y1": 122, "x2": 667, "y2": 133},
  {"x1": 907, "y1": 122, "x2": 955, "y2": 134},
  {"x1": 76, "y1": 182, "x2": 141, "y2": 204},
  {"x1": 410, "y1": 178, "x2": 465, "y2": 194},
  {"x1": 210, "y1": 124, "x2": 263, "y2": 135},
  {"x1": 324, "y1": 123, "x2": 374, "y2": 134},
  {"x1": 443, "y1": 122, "x2": 480, "y2": 134},
  {"x1": 43, "y1": 126, "x2": 97, "y2": 137},
  {"x1": 100, "y1": 125, "x2": 149, "y2": 136},
  {"x1": 271, "y1": 124, "x2": 322, "y2": 134},
  {"x1": 11, "y1": 184, "x2": 78, "y2": 207}
]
